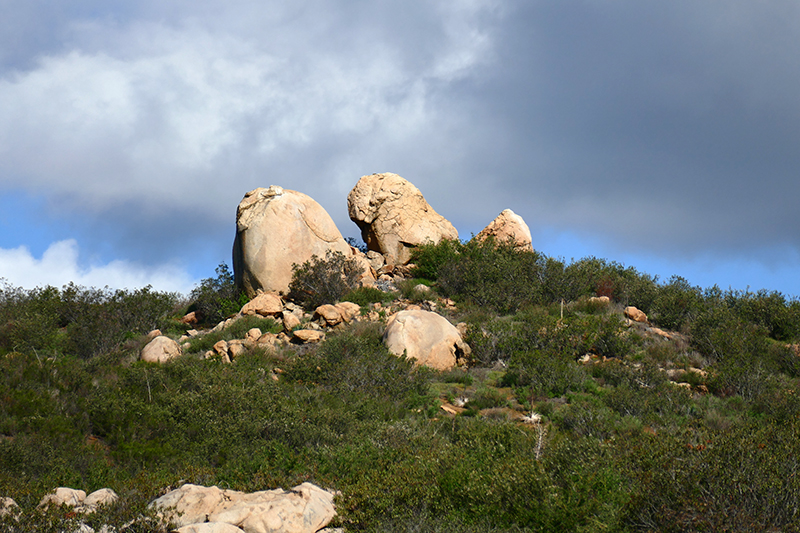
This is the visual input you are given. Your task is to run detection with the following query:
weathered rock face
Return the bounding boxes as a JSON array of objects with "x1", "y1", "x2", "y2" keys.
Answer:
[
  {"x1": 141, "y1": 336, "x2": 182, "y2": 364},
  {"x1": 233, "y1": 186, "x2": 353, "y2": 298},
  {"x1": 383, "y1": 310, "x2": 470, "y2": 371},
  {"x1": 347, "y1": 173, "x2": 458, "y2": 265},
  {"x1": 149, "y1": 482, "x2": 336, "y2": 533},
  {"x1": 475, "y1": 209, "x2": 532, "y2": 251}
]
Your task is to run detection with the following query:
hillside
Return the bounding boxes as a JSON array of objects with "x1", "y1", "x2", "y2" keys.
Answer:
[{"x1": 2, "y1": 238, "x2": 800, "y2": 531}]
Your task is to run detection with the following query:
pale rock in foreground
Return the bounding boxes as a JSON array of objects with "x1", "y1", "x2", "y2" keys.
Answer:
[
  {"x1": 149, "y1": 482, "x2": 336, "y2": 533},
  {"x1": 383, "y1": 310, "x2": 471, "y2": 371},
  {"x1": 347, "y1": 173, "x2": 458, "y2": 265},
  {"x1": 233, "y1": 186, "x2": 353, "y2": 298},
  {"x1": 475, "y1": 209, "x2": 533, "y2": 251},
  {"x1": 141, "y1": 336, "x2": 182, "y2": 364}
]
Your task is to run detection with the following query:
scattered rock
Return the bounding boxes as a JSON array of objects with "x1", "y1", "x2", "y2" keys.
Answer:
[
  {"x1": 624, "y1": 306, "x2": 648, "y2": 323},
  {"x1": 366, "y1": 250, "x2": 385, "y2": 270},
  {"x1": 180, "y1": 311, "x2": 199, "y2": 325},
  {"x1": 0, "y1": 497, "x2": 19, "y2": 518},
  {"x1": 245, "y1": 328, "x2": 262, "y2": 344},
  {"x1": 383, "y1": 310, "x2": 471, "y2": 370},
  {"x1": 176, "y1": 523, "x2": 246, "y2": 533},
  {"x1": 240, "y1": 292, "x2": 284, "y2": 317},
  {"x1": 228, "y1": 340, "x2": 247, "y2": 360},
  {"x1": 140, "y1": 336, "x2": 182, "y2": 364},
  {"x1": 334, "y1": 302, "x2": 361, "y2": 323},
  {"x1": 413, "y1": 284, "x2": 431, "y2": 293},
  {"x1": 233, "y1": 185, "x2": 353, "y2": 297},
  {"x1": 38, "y1": 487, "x2": 86, "y2": 509},
  {"x1": 80, "y1": 489, "x2": 119, "y2": 512},
  {"x1": 149, "y1": 482, "x2": 336, "y2": 533},
  {"x1": 292, "y1": 330, "x2": 325, "y2": 344},
  {"x1": 314, "y1": 304, "x2": 343, "y2": 327},
  {"x1": 588, "y1": 296, "x2": 610, "y2": 306},
  {"x1": 282, "y1": 311, "x2": 301, "y2": 332},
  {"x1": 347, "y1": 173, "x2": 458, "y2": 265},
  {"x1": 146, "y1": 329, "x2": 162, "y2": 340},
  {"x1": 475, "y1": 209, "x2": 532, "y2": 251}
]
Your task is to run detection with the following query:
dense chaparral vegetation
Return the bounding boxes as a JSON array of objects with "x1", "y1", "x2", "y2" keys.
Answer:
[{"x1": 2, "y1": 237, "x2": 800, "y2": 531}]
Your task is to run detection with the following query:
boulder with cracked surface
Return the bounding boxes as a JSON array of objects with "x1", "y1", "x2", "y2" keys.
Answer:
[
  {"x1": 233, "y1": 186, "x2": 354, "y2": 298},
  {"x1": 347, "y1": 173, "x2": 458, "y2": 265}
]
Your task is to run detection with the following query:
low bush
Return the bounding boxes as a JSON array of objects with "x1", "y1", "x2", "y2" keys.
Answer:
[
  {"x1": 189, "y1": 262, "x2": 248, "y2": 326},
  {"x1": 288, "y1": 251, "x2": 364, "y2": 309}
]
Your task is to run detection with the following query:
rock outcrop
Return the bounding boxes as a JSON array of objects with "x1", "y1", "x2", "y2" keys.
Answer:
[
  {"x1": 475, "y1": 209, "x2": 532, "y2": 251},
  {"x1": 382, "y1": 310, "x2": 470, "y2": 371},
  {"x1": 140, "y1": 336, "x2": 182, "y2": 364},
  {"x1": 233, "y1": 186, "x2": 354, "y2": 298},
  {"x1": 347, "y1": 173, "x2": 458, "y2": 265},
  {"x1": 149, "y1": 482, "x2": 336, "y2": 533}
]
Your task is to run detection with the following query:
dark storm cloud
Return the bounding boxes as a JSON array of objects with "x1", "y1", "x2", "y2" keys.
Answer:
[{"x1": 458, "y1": 1, "x2": 800, "y2": 256}]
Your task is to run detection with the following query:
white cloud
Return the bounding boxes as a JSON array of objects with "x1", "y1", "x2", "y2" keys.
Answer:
[
  {"x1": 0, "y1": 239, "x2": 196, "y2": 294},
  {"x1": 0, "y1": 4, "x2": 499, "y2": 224}
]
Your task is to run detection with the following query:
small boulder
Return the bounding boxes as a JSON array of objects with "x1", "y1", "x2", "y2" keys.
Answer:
[
  {"x1": 78, "y1": 489, "x2": 119, "y2": 514},
  {"x1": 314, "y1": 304, "x2": 342, "y2": 326},
  {"x1": 383, "y1": 310, "x2": 471, "y2": 370},
  {"x1": 292, "y1": 330, "x2": 325, "y2": 344},
  {"x1": 475, "y1": 209, "x2": 532, "y2": 250},
  {"x1": 141, "y1": 336, "x2": 182, "y2": 364},
  {"x1": 240, "y1": 292, "x2": 284, "y2": 317},
  {"x1": 334, "y1": 302, "x2": 361, "y2": 323},
  {"x1": 625, "y1": 306, "x2": 648, "y2": 323},
  {"x1": 282, "y1": 311, "x2": 301, "y2": 332},
  {"x1": 588, "y1": 296, "x2": 610, "y2": 306},
  {"x1": 38, "y1": 487, "x2": 86, "y2": 509},
  {"x1": 0, "y1": 497, "x2": 19, "y2": 519},
  {"x1": 245, "y1": 328, "x2": 263, "y2": 344},
  {"x1": 180, "y1": 311, "x2": 199, "y2": 325},
  {"x1": 347, "y1": 173, "x2": 458, "y2": 265}
]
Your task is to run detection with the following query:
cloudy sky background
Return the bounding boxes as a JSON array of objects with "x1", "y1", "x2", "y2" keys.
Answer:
[{"x1": 2, "y1": 0, "x2": 800, "y2": 296}]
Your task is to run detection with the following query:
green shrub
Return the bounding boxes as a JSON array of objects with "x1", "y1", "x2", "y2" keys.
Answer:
[
  {"x1": 650, "y1": 276, "x2": 703, "y2": 331},
  {"x1": 189, "y1": 262, "x2": 248, "y2": 326},
  {"x1": 288, "y1": 250, "x2": 364, "y2": 310},
  {"x1": 436, "y1": 238, "x2": 549, "y2": 314},
  {"x1": 409, "y1": 239, "x2": 463, "y2": 281},
  {"x1": 342, "y1": 286, "x2": 395, "y2": 307}
]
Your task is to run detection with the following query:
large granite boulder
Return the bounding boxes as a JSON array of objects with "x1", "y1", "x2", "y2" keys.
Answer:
[
  {"x1": 149, "y1": 482, "x2": 336, "y2": 533},
  {"x1": 475, "y1": 209, "x2": 532, "y2": 251},
  {"x1": 233, "y1": 186, "x2": 353, "y2": 298},
  {"x1": 347, "y1": 173, "x2": 458, "y2": 265},
  {"x1": 383, "y1": 310, "x2": 470, "y2": 371}
]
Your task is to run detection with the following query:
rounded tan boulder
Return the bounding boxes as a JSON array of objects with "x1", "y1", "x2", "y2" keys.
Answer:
[
  {"x1": 475, "y1": 209, "x2": 532, "y2": 251},
  {"x1": 347, "y1": 173, "x2": 458, "y2": 265},
  {"x1": 233, "y1": 186, "x2": 353, "y2": 298},
  {"x1": 383, "y1": 310, "x2": 470, "y2": 371},
  {"x1": 141, "y1": 336, "x2": 182, "y2": 364}
]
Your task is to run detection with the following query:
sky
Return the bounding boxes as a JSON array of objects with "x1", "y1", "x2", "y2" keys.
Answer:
[{"x1": 2, "y1": 1, "x2": 800, "y2": 297}]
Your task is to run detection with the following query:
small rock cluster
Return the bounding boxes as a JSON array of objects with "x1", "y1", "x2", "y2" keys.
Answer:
[
  {"x1": 141, "y1": 284, "x2": 470, "y2": 372},
  {"x1": 0, "y1": 487, "x2": 119, "y2": 532}
]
